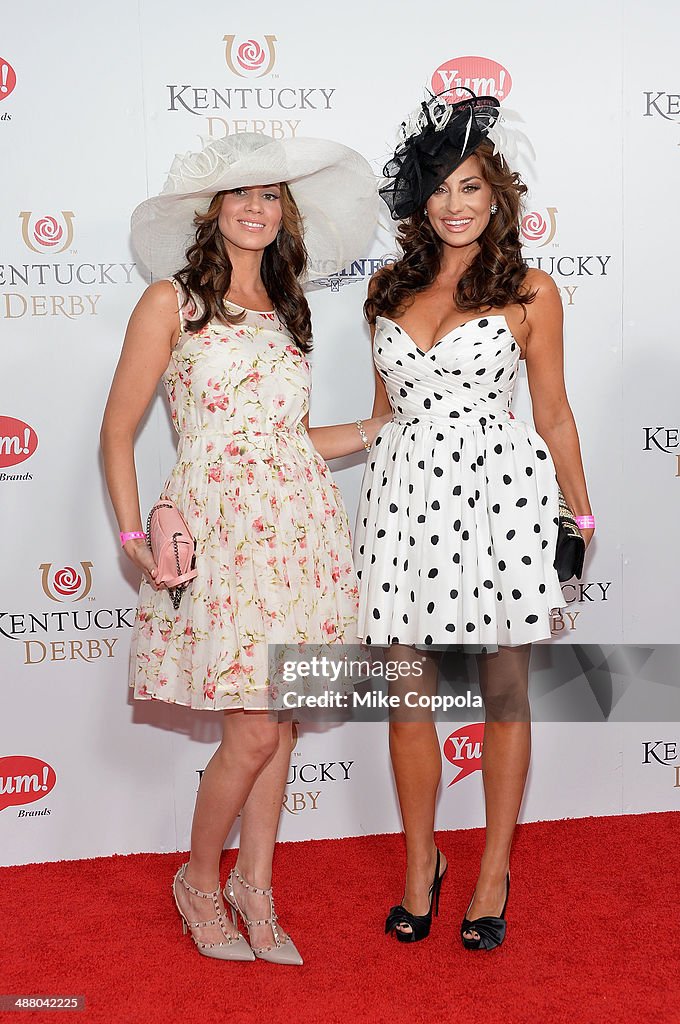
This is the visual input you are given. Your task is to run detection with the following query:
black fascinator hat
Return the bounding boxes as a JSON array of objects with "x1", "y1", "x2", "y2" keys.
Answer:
[{"x1": 379, "y1": 88, "x2": 501, "y2": 221}]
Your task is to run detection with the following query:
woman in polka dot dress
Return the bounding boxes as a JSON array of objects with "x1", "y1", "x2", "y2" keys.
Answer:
[{"x1": 354, "y1": 91, "x2": 594, "y2": 949}]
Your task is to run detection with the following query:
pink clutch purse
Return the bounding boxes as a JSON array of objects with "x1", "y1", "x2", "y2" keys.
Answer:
[{"x1": 146, "y1": 500, "x2": 197, "y2": 609}]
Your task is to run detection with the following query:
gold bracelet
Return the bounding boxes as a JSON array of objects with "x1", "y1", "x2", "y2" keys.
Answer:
[{"x1": 356, "y1": 419, "x2": 371, "y2": 452}]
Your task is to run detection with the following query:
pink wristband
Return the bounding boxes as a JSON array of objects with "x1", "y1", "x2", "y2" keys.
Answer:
[
  {"x1": 574, "y1": 515, "x2": 595, "y2": 530},
  {"x1": 120, "y1": 531, "x2": 146, "y2": 546}
]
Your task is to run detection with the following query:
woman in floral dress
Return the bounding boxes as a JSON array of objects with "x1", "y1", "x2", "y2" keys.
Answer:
[{"x1": 101, "y1": 134, "x2": 383, "y2": 964}]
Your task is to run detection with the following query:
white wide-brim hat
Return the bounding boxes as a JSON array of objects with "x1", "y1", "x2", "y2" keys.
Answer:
[{"x1": 131, "y1": 133, "x2": 378, "y2": 282}]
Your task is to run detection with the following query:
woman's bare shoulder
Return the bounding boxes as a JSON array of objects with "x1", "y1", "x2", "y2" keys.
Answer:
[{"x1": 523, "y1": 267, "x2": 559, "y2": 300}]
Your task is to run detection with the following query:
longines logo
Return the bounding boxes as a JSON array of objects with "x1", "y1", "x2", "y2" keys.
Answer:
[
  {"x1": 521, "y1": 207, "x2": 558, "y2": 247},
  {"x1": 443, "y1": 723, "x2": 484, "y2": 785},
  {"x1": 642, "y1": 740, "x2": 680, "y2": 789},
  {"x1": 642, "y1": 427, "x2": 680, "y2": 477},
  {"x1": 0, "y1": 562, "x2": 134, "y2": 665},
  {"x1": 316, "y1": 255, "x2": 397, "y2": 292},
  {"x1": 166, "y1": 34, "x2": 336, "y2": 140},
  {"x1": 40, "y1": 562, "x2": 94, "y2": 603},
  {"x1": 224, "y1": 35, "x2": 277, "y2": 78},
  {"x1": 19, "y1": 211, "x2": 75, "y2": 254},
  {"x1": 643, "y1": 91, "x2": 680, "y2": 122}
]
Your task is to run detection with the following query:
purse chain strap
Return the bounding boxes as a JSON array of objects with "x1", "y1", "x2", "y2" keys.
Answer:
[{"x1": 147, "y1": 503, "x2": 188, "y2": 609}]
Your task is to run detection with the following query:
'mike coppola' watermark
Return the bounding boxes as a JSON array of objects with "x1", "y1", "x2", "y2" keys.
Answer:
[
  {"x1": 267, "y1": 643, "x2": 482, "y2": 720},
  {"x1": 282, "y1": 681, "x2": 482, "y2": 713},
  {"x1": 267, "y1": 644, "x2": 680, "y2": 723}
]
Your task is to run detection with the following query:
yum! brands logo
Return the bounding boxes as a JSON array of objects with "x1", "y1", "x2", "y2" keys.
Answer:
[
  {"x1": 19, "y1": 211, "x2": 75, "y2": 254},
  {"x1": 521, "y1": 207, "x2": 559, "y2": 247},
  {"x1": 431, "y1": 56, "x2": 512, "y2": 101},
  {"x1": 40, "y1": 562, "x2": 94, "y2": 603},
  {"x1": 443, "y1": 723, "x2": 484, "y2": 785},
  {"x1": 224, "y1": 34, "x2": 277, "y2": 77},
  {"x1": 0, "y1": 415, "x2": 38, "y2": 472},
  {"x1": 0, "y1": 57, "x2": 17, "y2": 102},
  {"x1": 0, "y1": 755, "x2": 56, "y2": 816}
]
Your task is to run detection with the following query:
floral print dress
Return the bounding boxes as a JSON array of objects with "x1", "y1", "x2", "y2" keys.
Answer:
[{"x1": 129, "y1": 286, "x2": 359, "y2": 710}]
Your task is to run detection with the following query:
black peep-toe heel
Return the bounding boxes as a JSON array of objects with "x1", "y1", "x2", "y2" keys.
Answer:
[
  {"x1": 460, "y1": 873, "x2": 510, "y2": 951},
  {"x1": 385, "y1": 849, "x2": 447, "y2": 943}
]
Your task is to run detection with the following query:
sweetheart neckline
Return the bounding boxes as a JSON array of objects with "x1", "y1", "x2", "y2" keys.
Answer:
[{"x1": 376, "y1": 314, "x2": 517, "y2": 356}]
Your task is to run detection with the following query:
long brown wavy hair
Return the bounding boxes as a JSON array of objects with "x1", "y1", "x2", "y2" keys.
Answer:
[
  {"x1": 365, "y1": 141, "x2": 535, "y2": 325},
  {"x1": 175, "y1": 182, "x2": 312, "y2": 352}
]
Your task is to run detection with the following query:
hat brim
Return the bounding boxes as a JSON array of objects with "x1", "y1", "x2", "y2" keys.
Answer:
[{"x1": 131, "y1": 136, "x2": 378, "y2": 282}]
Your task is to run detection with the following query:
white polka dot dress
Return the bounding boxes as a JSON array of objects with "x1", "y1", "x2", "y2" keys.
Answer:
[{"x1": 353, "y1": 315, "x2": 564, "y2": 647}]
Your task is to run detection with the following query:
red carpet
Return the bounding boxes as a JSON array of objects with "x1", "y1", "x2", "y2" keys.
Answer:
[{"x1": 1, "y1": 812, "x2": 678, "y2": 1024}]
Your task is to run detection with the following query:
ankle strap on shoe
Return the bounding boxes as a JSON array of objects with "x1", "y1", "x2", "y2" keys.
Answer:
[
  {"x1": 232, "y1": 865, "x2": 273, "y2": 896},
  {"x1": 177, "y1": 864, "x2": 220, "y2": 900}
]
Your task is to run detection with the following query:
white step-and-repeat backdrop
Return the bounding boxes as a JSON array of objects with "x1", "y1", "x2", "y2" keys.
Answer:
[{"x1": 2, "y1": 0, "x2": 679, "y2": 865}]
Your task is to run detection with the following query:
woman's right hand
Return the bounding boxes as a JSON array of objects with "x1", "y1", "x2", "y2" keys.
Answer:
[{"x1": 122, "y1": 538, "x2": 163, "y2": 590}]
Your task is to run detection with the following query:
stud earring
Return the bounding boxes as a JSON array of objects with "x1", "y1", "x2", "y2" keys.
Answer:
[
  {"x1": 423, "y1": 208, "x2": 429, "y2": 217},
  {"x1": 490, "y1": 203, "x2": 498, "y2": 215}
]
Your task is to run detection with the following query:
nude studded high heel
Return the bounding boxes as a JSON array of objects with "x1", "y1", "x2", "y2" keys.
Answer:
[
  {"x1": 224, "y1": 866, "x2": 303, "y2": 965},
  {"x1": 172, "y1": 864, "x2": 255, "y2": 961}
]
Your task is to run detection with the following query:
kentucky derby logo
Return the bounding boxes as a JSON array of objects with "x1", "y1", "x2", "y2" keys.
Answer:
[
  {"x1": 431, "y1": 56, "x2": 512, "y2": 102},
  {"x1": 39, "y1": 562, "x2": 94, "y2": 603},
  {"x1": 0, "y1": 57, "x2": 17, "y2": 100},
  {"x1": 521, "y1": 207, "x2": 558, "y2": 247},
  {"x1": 223, "y1": 35, "x2": 277, "y2": 78},
  {"x1": 642, "y1": 425, "x2": 680, "y2": 478},
  {"x1": 643, "y1": 91, "x2": 680, "y2": 123},
  {"x1": 443, "y1": 723, "x2": 484, "y2": 786},
  {"x1": 19, "y1": 211, "x2": 75, "y2": 254}
]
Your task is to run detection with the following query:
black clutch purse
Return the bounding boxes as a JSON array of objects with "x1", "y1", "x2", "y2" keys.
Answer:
[{"x1": 553, "y1": 488, "x2": 586, "y2": 582}]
